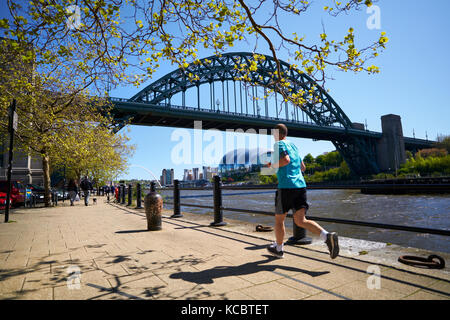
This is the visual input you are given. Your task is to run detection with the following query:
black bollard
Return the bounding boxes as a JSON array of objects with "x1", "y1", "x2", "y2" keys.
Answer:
[
  {"x1": 121, "y1": 185, "x2": 126, "y2": 204},
  {"x1": 171, "y1": 179, "x2": 183, "y2": 218},
  {"x1": 144, "y1": 185, "x2": 163, "y2": 231},
  {"x1": 127, "y1": 184, "x2": 132, "y2": 206},
  {"x1": 210, "y1": 175, "x2": 226, "y2": 227},
  {"x1": 54, "y1": 191, "x2": 58, "y2": 206},
  {"x1": 286, "y1": 220, "x2": 312, "y2": 245},
  {"x1": 135, "y1": 183, "x2": 143, "y2": 209}
]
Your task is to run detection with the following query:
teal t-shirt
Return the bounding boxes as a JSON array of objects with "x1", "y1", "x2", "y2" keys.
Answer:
[{"x1": 273, "y1": 139, "x2": 306, "y2": 189}]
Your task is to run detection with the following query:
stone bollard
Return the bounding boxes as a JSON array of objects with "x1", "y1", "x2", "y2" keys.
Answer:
[{"x1": 144, "y1": 188, "x2": 163, "y2": 231}]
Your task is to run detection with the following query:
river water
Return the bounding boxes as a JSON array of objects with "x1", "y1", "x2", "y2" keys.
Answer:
[{"x1": 159, "y1": 189, "x2": 450, "y2": 254}]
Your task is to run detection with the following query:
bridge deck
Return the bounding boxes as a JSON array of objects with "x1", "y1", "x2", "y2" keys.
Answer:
[{"x1": 111, "y1": 99, "x2": 433, "y2": 150}]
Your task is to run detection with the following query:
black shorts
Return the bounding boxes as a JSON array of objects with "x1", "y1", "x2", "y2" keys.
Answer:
[{"x1": 275, "y1": 188, "x2": 309, "y2": 214}]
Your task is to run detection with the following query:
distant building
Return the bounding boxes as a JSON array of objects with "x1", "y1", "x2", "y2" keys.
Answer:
[
  {"x1": 0, "y1": 141, "x2": 44, "y2": 185},
  {"x1": 218, "y1": 148, "x2": 273, "y2": 174},
  {"x1": 193, "y1": 168, "x2": 199, "y2": 180},
  {"x1": 0, "y1": 38, "x2": 44, "y2": 185},
  {"x1": 160, "y1": 168, "x2": 174, "y2": 186},
  {"x1": 202, "y1": 166, "x2": 218, "y2": 181}
]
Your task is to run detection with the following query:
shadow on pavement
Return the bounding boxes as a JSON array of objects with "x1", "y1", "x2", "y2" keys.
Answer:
[
  {"x1": 169, "y1": 255, "x2": 330, "y2": 284},
  {"x1": 115, "y1": 230, "x2": 149, "y2": 234}
]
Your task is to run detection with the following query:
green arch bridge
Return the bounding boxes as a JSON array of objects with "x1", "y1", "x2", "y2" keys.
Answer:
[{"x1": 109, "y1": 52, "x2": 433, "y2": 176}]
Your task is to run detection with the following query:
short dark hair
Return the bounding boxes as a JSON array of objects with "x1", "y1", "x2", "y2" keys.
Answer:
[{"x1": 274, "y1": 123, "x2": 288, "y2": 137}]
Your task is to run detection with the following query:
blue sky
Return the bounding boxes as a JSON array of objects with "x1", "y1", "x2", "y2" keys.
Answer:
[
  {"x1": 111, "y1": 1, "x2": 450, "y2": 180},
  {"x1": 2, "y1": 1, "x2": 449, "y2": 181}
]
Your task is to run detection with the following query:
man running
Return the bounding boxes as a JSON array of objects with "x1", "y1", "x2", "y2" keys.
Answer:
[{"x1": 267, "y1": 123, "x2": 339, "y2": 259}]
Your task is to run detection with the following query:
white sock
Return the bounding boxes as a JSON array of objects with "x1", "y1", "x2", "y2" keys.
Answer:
[
  {"x1": 320, "y1": 230, "x2": 328, "y2": 242},
  {"x1": 276, "y1": 243, "x2": 284, "y2": 252}
]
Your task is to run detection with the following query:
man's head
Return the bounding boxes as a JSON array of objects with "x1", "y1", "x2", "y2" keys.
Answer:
[{"x1": 273, "y1": 123, "x2": 288, "y2": 141}]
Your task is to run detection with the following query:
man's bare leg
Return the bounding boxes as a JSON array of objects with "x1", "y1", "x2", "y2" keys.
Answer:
[
  {"x1": 293, "y1": 208, "x2": 324, "y2": 236},
  {"x1": 267, "y1": 212, "x2": 288, "y2": 258},
  {"x1": 293, "y1": 208, "x2": 340, "y2": 259},
  {"x1": 275, "y1": 212, "x2": 288, "y2": 245}
]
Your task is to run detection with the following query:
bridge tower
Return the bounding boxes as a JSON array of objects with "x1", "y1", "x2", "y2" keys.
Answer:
[{"x1": 376, "y1": 114, "x2": 406, "y2": 173}]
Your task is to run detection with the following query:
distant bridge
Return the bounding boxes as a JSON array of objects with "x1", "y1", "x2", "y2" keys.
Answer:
[{"x1": 109, "y1": 52, "x2": 433, "y2": 176}]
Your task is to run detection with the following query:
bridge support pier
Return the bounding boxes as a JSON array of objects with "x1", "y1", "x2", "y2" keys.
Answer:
[{"x1": 376, "y1": 114, "x2": 406, "y2": 173}]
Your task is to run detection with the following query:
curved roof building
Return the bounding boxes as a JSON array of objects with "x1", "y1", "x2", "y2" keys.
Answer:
[{"x1": 219, "y1": 148, "x2": 273, "y2": 172}]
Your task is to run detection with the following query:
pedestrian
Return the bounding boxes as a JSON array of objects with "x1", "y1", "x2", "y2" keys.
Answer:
[
  {"x1": 104, "y1": 185, "x2": 110, "y2": 197},
  {"x1": 267, "y1": 123, "x2": 339, "y2": 259},
  {"x1": 67, "y1": 178, "x2": 78, "y2": 206},
  {"x1": 115, "y1": 185, "x2": 119, "y2": 202},
  {"x1": 110, "y1": 185, "x2": 115, "y2": 201},
  {"x1": 80, "y1": 176, "x2": 93, "y2": 206}
]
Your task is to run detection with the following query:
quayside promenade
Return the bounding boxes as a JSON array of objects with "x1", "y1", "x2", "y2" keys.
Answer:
[{"x1": 0, "y1": 197, "x2": 449, "y2": 300}]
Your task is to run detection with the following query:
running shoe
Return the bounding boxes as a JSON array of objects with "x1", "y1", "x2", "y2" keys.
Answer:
[
  {"x1": 325, "y1": 232, "x2": 339, "y2": 259},
  {"x1": 266, "y1": 245, "x2": 284, "y2": 258}
]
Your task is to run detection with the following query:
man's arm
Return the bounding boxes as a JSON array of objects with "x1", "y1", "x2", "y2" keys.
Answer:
[
  {"x1": 271, "y1": 154, "x2": 290, "y2": 169},
  {"x1": 301, "y1": 161, "x2": 306, "y2": 172}
]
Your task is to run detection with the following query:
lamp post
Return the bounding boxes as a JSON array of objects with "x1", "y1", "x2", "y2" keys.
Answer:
[{"x1": 5, "y1": 100, "x2": 17, "y2": 223}]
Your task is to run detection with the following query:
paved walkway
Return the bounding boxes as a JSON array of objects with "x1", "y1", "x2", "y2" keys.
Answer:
[{"x1": 0, "y1": 197, "x2": 449, "y2": 300}]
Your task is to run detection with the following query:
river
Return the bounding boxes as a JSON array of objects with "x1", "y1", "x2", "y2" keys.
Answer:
[{"x1": 159, "y1": 188, "x2": 450, "y2": 254}]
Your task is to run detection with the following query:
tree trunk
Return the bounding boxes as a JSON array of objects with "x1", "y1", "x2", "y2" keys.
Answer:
[{"x1": 42, "y1": 154, "x2": 52, "y2": 207}]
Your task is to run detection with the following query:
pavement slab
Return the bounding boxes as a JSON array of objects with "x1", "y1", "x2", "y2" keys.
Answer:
[{"x1": 0, "y1": 198, "x2": 448, "y2": 300}]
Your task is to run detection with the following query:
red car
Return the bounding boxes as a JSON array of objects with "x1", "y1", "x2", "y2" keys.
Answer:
[
  {"x1": 0, "y1": 191, "x2": 12, "y2": 210},
  {"x1": 0, "y1": 181, "x2": 26, "y2": 207}
]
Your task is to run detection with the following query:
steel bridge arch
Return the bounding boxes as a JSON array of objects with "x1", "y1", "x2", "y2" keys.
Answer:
[
  {"x1": 128, "y1": 52, "x2": 380, "y2": 175},
  {"x1": 131, "y1": 52, "x2": 354, "y2": 128}
]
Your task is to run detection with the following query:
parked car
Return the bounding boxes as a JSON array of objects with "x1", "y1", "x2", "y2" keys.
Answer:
[
  {"x1": 0, "y1": 180, "x2": 28, "y2": 207},
  {"x1": 0, "y1": 191, "x2": 11, "y2": 210},
  {"x1": 54, "y1": 189, "x2": 69, "y2": 200},
  {"x1": 27, "y1": 184, "x2": 45, "y2": 203}
]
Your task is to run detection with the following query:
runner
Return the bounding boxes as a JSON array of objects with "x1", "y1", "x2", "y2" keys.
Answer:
[{"x1": 267, "y1": 123, "x2": 339, "y2": 259}]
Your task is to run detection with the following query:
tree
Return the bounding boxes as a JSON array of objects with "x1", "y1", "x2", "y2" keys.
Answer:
[
  {"x1": 434, "y1": 135, "x2": 450, "y2": 153},
  {"x1": 1, "y1": 0, "x2": 388, "y2": 104},
  {"x1": 417, "y1": 148, "x2": 447, "y2": 159},
  {"x1": 1, "y1": 0, "x2": 388, "y2": 202},
  {"x1": 303, "y1": 153, "x2": 314, "y2": 164},
  {"x1": 0, "y1": 38, "x2": 133, "y2": 206},
  {"x1": 51, "y1": 124, "x2": 135, "y2": 186}
]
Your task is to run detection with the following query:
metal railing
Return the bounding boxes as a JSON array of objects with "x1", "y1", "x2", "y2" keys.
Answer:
[
  {"x1": 159, "y1": 177, "x2": 450, "y2": 242},
  {"x1": 113, "y1": 178, "x2": 450, "y2": 242}
]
